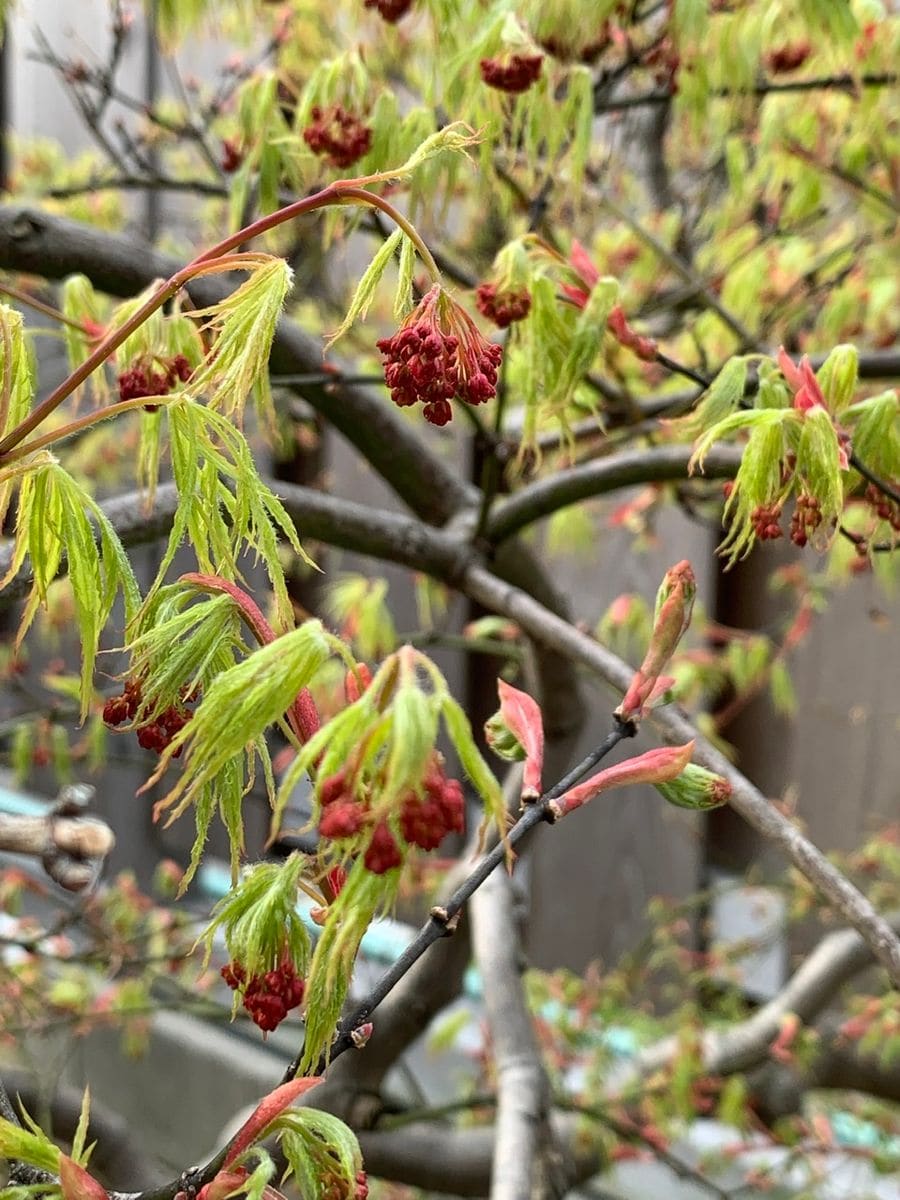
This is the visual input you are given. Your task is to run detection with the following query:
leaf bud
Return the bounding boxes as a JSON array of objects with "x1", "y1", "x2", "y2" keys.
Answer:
[
  {"x1": 615, "y1": 561, "x2": 695, "y2": 724},
  {"x1": 654, "y1": 762, "x2": 732, "y2": 810}
]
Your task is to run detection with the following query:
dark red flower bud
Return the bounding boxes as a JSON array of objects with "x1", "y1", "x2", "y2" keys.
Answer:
[
  {"x1": 363, "y1": 0, "x2": 413, "y2": 21},
  {"x1": 303, "y1": 104, "x2": 372, "y2": 170},
  {"x1": 475, "y1": 283, "x2": 532, "y2": 328},
  {"x1": 480, "y1": 53, "x2": 543, "y2": 94},
  {"x1": 318, "y1": 770, "x2": 349, "y2": 808},
  {"x1": 364, "y1": 821, "x2": 402, "y2": 874},
  {"x1": 319, "y1": 799, "x2": 364, "y2": 840},
  {"x1": 220, "y1": 137, "x2": 244, "y2": 173},
  {"x1": 765, "y1": 42, "x2": 811, "y2": 74}
]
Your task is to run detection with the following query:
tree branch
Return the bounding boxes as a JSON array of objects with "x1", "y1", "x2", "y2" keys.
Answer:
[
  {"x1": 471, "y1": 868, "x2": 557, "y2": 1200},
  {"x1": 5, "y1": 479, "x2": 896, "y2": 988},
  {"x1": 459, "y1": 566, "x2": 900, "y2": 987},
  {"x1": 357, "y1": 1114, "x2": 606, "y2": 1198},
  {"x1": 487, "y1": 445, "x2": 743, "y2": 543},
  {"x1": 593, "y1": 73, "x2": 898, "y2": 113},
  {"x1": 616, "y1": 912, "x2": 900, "y2": 1092},
  {"x1": 0, "y1": 804, "x2": 114, "y2": 893}
]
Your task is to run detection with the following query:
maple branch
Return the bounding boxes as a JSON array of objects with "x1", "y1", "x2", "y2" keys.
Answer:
[
  {"x1": 593, "y1": 73, "x2": 899, "y2": 112},
  {"x1": 487, "y1": 444, "x2": 743, "y2": 543},
  {"x1": 471, "y1": 868, "x2": 557, "y2": 1200},
  {"x1": 460, "y1": 566, "x2": 900, "y2": 987}
]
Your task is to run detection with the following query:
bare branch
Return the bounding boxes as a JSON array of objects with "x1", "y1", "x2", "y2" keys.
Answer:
[
  {"x1": 471, "y1": 868, "x2": 559, "y2": 1200},
  {"x1": 357, "y1": 1114, "x2": 605, "y2": 1198},
  {"x1": 487, "y1": 445, "x2": 742, "y2": 543},
  {"x1": 0, "y1": 791, "x2": 114, "y2": 892},
  {"x1": 460, "y1": 566, "x2": 900, "y2": 987},
  {"x1": 593, "y1": 73, "x2": 899, "y2": 113},
  {"x1": 749, "y1": 1014, "x2": 900, "y2": 1123},
  {"x1": 616, "y1": 913, "x2": 900, "y2": 1092}
]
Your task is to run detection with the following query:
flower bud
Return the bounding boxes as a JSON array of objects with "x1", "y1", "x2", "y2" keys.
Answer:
[
  {"x1": 615, "y1": 561, "x2": 695, "y2": 724},
  {"x1": 654, "y1": 762, "x2": 732, "y2": 810}
]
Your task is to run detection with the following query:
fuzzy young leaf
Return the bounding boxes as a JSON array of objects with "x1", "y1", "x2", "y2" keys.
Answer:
[
  {"x1": 153, "y1": 397, "x2": 313, "y2": 631},
  {"x1": 300, "y1": 861, "x2": 394, "y2": 1072},
  {"x1": 816, "y1": 344, "x2": 858, "y2": 414},
  {"x1": 326, "y1": 229, "x2": 402, "y2": 349},
  {"x1": 440, "y1": 693, "x2": 505, "y2": 847},
  {"x1": 0, "y1": 1116, "x2": 61, "y2": 1174},
  {"x1": 668, "y1": 356, "x2": 748, "y2": 439},
  {"x1": 189, "y1": 257, "x2": 293, "y2": 424},
  {"x1": 394, "y1": 232, "x2": 418, "y2": 320},
  {"x1": 1, "y1": 461, "x2": 140, "y2": 716},
  {"x1": 551, "y1": 276, "x2": 619, "y2": 410},
  {"x1": 127, "y1": 589, "x2": 242, "y2": 720},
  {"x1": 383, "y1": 678, "x2": 439, "y2": 800},
  {"x1": 278, "y1": 1108, "x2": 363, "y2": 1200},
  {"x1": 201, "y1": 854, "x2": 313, "y2": 982},
  {"x1": 149, "y1": 621, "x2": 333, "y2": 833}
]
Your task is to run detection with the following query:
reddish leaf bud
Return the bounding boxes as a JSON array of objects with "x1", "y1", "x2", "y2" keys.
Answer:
[
  {"x1": 550, "y1": 741, "x2": 695, "y2": 819},
  {"x1": 485, "y1": 679, "x2": 545, "y2": 800},
  {"x1": 616, "y1": 561, "x2": 696, "y2": 724}
]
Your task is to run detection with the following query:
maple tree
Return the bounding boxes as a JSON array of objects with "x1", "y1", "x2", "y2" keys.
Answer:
[{"x1": 0, "y1": 1, "x2": 898, "y2": 1197}]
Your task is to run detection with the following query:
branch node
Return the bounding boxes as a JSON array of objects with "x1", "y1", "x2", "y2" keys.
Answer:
[
  {"x1": 429, "y1": 905, "x2": 459, "y2": 934},
  {"x1": 351, "y1": 1021, "x2": 374, "y2": 1049}
]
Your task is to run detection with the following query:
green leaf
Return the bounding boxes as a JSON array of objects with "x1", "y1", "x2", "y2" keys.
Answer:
[
  {"x1": 127, "y1": 588, "x2": 242, "y2": 719},
  {"x1": 325, "y1": 228, "x2": 402, "y2": 350},
  {"x1": 189, "y1": 256, "x2": 293, "y2": 424},
  {"x1": 200, "y1": 854, "x2": 312, "y2": 979},
  {"x1": 278, "y1": 1108, "x2": 363, "y2": 1199},
  {"x1": 769, "y1": 658, "x2": 797, "y2": 716},
  {"x1": 1, "y1": 461, "x2": 140, "y2": 717},
  {"x1": 674, "y1": 0, "x2": 709, "y2": 40},
  {"x1": 440, "y1": 694, "x2": 505, "y2": 847},
  {"x1": 300, "y1": 862, "x2": 393, "y2": 1072},
  {"x1": 0, "y1": 1115, "x2": 62, "y2": 1174},
  {"x1": 153, "y1": 396, "x2": 314, "y2": 631},
  {"x1": 394, "y1": 233, "x2": 417, "y2": 321},
  {"x1": 551, "y1": 277, "x2": 619, "y2": 411},
  {"x1": 151, "y1": 620, "x2": 333, "y2": 835},
  {"x1": 669, "y1": 356, "x2": 748, "y2": 440}
]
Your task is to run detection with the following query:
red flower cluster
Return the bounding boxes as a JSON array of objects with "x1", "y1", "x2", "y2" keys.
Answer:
[
  {"x1": 320, "y1": 1169, "x2": 369, "y2": 1200},
  {"x1": 789, "y1": 493, "x2": 823, "y2": 547},
  {"x1": 363, "y1": 0, "x2": 413, "y2": 21},
  {"x1": 479, "y1": 53, "x2": 543, "y2": 94},
  {"x1": 118, "y1": 354, "x2": 193, "y2": 413},
  {"x1": 750, "y1": 503, "x2": 784, "y2": 541},
  {"x1": 316, "y1": 759, "x2": 466, "y2": 875},
  {"x1": 302, "y1": 104, "x2": 372, "y2": 170},
  {"x1": 865, "y1": 483, "x2": 900, "y2": 531},
  {"x1": 475, "y1": 283, "x2": 531, "y2": 328},
  {"x1": 765, "y1": 42, "x2": 811, "y2": 74},
  {"x1": 377, "y1": 285, "x2": 503, "y2": 426},
  {"x1": 221, "y1": 958, "x2": 305, "y2": 1033},
  {"x1": 102, "y1": 677, "x2": 195, "y2": 758}
]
